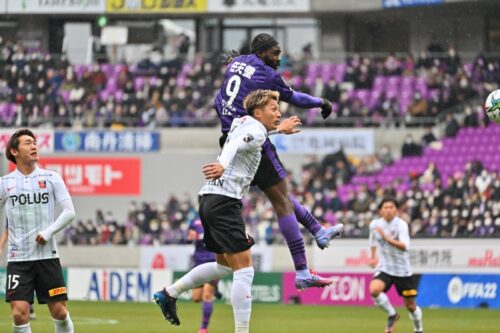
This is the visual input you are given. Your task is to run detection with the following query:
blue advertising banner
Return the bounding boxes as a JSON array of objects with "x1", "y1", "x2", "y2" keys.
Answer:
[
  {"x1": 383, "y1": 0, "x2": 443, "y2": 8},
  {"x1": 418, "y1": 274, "x2": 500, "y2": 308},
  {"x1": 55, "y1": 131, "x2": 160, "y2": 153}
]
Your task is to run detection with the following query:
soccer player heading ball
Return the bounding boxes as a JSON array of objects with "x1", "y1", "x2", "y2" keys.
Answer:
[{"x1": 215, "y1": 33, "x2": 343, "y2": 290}]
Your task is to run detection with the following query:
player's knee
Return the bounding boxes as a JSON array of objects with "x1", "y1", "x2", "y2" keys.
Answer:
[
  {"x1": 192, "y1": 297, "x2": 202, "y2": 303},
  {"x1": 404, "y1": 298, "x2": 417, "y2": 312},
  {"x1": 49, "y1": 305, "x2": 68, "y2": 321},
  {"x1": 268, "y1": 194, "x2": 292, "y2": 216},
  {"x1": 369, "y1": 284, "x2": 382, "y2": 297},
  {"x1": 12, "y1": 310, "x2": 29, "y2": 325}
]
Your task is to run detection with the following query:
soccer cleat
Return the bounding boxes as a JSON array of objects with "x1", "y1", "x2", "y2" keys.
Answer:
[
  {"x1": 198, "y1": 329, "x2": 208, "y2": 333},
  {"x1": 153, "y1": 289, "x2": 180, "y2": 326},
  {"x1": 385, "y1": 313, "x2": 400, "y2": 333},
  {"x1": 315, "y1": 224, "x2": 344, "y2": 249},
  {"x1": 295, "y1": 271, "x2": 332, "y2": 291}
]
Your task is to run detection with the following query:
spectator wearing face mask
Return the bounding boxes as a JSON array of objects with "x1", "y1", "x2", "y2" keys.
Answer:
[{"x1": 401, "y1": 134, "x2": 422, "y2": 157}]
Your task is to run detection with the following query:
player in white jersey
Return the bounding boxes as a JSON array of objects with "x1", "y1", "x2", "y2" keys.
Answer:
[
  {"x1": 1, "y1": 129, "x2": 76, "y2": 333},
  {"x1": 154, "y1": 90, "x2": 301, "y2": 333},
  {"x1": 368, "y1": 197, "x2": 423, "y2": 333}
]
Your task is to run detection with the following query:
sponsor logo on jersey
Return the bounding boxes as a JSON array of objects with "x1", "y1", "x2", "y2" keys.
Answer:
[
  {"x1": 49, "y1": 287, "x2": 67, "y2": 297},
  {"x1": 9, "y1": 192, "x2": 49, "y2": 206}
]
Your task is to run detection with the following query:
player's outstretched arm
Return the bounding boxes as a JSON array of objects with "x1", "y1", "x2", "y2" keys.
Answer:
[{"x1": 288, "y1": 91, "x2": 333, "y2": 119}]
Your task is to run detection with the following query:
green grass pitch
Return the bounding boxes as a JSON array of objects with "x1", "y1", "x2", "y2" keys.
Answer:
[{"x1": 1, "y1": 301, "x2": 499, "y2": 332}]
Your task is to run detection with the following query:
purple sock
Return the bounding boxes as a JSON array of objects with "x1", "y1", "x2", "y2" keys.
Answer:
[
  {"x1": 278, "y1": 214, "x2": 308, "y2": 271},
  {"x1": 201, "y1": 301, "x2": 213, "y2": 329},
  {"x1": 289, "y1": 194, "x2": 322, "y2": 235}
]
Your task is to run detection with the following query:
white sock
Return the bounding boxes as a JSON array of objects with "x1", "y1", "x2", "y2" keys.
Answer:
[
  {"x1": 53, "y1": 312, "x2": 74, "y2": 333},
  {"x1": 409, "y1": 306, "x2": 423, "y2": 332},
  {"x1": 296, "y1": 269, "x2": 312, "y2": 280},
  {"x1": 167, "y1": 262, "x2": 232, "y2": 298},
  {"x1": 232, "y1": 267, "x2": 254, "y2": 333},
  {"x1": 373, "y1": 293, "x2": 396, "y2": 316},
  {"x1": 13, "y1": 323, "x2": 31, "y2": 333}
]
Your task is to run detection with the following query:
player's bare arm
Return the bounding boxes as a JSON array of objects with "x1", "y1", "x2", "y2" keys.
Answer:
[{"x1": 368, "y1": 246, "x2": 378, "y2": 268}]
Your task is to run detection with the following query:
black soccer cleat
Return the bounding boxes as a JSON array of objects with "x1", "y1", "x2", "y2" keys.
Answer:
[
  {"x1": 153, "y1": 289, "x2": 180, "y2": 326},
  {"x1": 385, "y1": 313, "x2": 400, "y2": 333}
]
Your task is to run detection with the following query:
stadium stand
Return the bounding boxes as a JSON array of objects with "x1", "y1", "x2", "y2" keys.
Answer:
[{"x1": 1, "y1": 38, "x2": 497, "y2": 128}]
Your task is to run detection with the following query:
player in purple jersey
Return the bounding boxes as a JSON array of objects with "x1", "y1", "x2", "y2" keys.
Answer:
[
  {"x1": 215, "y1": 34, "x2": 343, "y2": 290},
  {"x1": 188, "y1": 218, "x2": 218, "y2": 333}
]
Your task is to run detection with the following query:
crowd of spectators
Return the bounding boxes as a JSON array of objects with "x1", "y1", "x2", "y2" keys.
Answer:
[
  {"x1": 1, "y1": 37, "x2": 499, "y2": 128},
  {"x1": 61, "y1": 121, "x2": 499, "y2": 246},
  {"x1": 61, "y1": 157, "x2": 499, "y2": 246}
]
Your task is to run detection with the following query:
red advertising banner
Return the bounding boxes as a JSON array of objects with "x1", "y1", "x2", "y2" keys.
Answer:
[
  {"x1": 0, "y1": 129, "x2": 54, "y2": 153},
  {"x1": 10, "y1": 157, "x2": 141, "y2": 195}
]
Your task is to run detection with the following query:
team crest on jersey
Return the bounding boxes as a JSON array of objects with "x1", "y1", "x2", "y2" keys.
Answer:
[
  {"x1": 243, "y1": 133, "x2": 254, "y2": 143},
  {"x1": 38, "y1": 180, "x2": 46, "y2": 189}
]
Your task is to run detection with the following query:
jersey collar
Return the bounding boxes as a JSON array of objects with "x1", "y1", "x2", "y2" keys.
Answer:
[{"x1": 15, "y1": 165, "x2": 40, "y2": 178}]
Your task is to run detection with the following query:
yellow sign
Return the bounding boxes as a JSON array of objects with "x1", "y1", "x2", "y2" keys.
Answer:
[{"x1": 107, "y1": 0, "x2": 206, "y2": 13}]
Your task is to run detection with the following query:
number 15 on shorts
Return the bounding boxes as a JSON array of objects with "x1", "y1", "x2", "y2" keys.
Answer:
[{"x1": 7, "y1": 274, "x2": 20, "y2": 289}]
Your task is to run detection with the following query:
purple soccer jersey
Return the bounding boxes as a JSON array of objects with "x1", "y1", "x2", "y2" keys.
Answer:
[
  {"x1": 214, "y1": 54, "x2": 294, "y2": 133},
  {"x1": 188, "y1": 218, "x2": 216, "y2": 267}
]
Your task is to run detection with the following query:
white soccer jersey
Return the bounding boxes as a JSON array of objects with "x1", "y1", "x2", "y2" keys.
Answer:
[
  {"x1": 199, "y1": 116, "x2": 267, "y2": 199},
  {"x1": 0, "y1": 166, "x2": 71, "y2": 262},
  {"x1": 369, "y1": 216, "x2": 412, "y2": 277}
]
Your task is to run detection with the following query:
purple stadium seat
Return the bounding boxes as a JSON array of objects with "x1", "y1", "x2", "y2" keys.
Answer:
[
  {"x1": 386, "y1": 86, "x2": 398, "y2": 99},
  {"x1": 100, "y1": 90, "x2": 110, "y2": 101},
  {"x1": 134, "y1": 77, "x2": 145, "y2": 91},
  {"x1": 369, "y1": 90, "x2": 382, "y2": 109},
  {"x1": 114, "y1": 90, "x2": 124, "y2": 103},
  {"x1": 355, "y1": 89, "x2": 370, "y2": 106},
  {"x1": 291, "y1": 76, "x2": 303, "y2": 87},
  {"x1": 387, "y1": 76, "x2": 401, "y2": 89},
  {"x1": 373, "y1": 76, "x2": 386, "y2": 90},
  {"x1": 106, "y1": 77, "x2": 117, "y2": 90},
  {"x1": 101, "y1": 63, "x2": 113, "y2": 76},
  {"x1": 401, "y1": 77, "x2": 415, "y2": 91}
]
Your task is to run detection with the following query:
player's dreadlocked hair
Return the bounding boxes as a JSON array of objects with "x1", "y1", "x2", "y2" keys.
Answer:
[
  {"x1": 222, "y1": 49, "x2": 241, "y2": 65},
  {"x1": 243, "y1": 90, "x2": 280, "y2": 116},
  {"x1": 251, "y1": 33, "x2": 279, "y2": 54}
]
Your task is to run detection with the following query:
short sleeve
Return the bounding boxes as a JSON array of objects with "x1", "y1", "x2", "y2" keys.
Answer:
[
  {"x1": 237, "y1": 124, "x2": 267, "y2": 151},
  {"x1": 51, "y1": 172, "x2": 71, "y2": 204},
  {"x1": 368, "y1": 220, "x2": 376, "y2": 246}
]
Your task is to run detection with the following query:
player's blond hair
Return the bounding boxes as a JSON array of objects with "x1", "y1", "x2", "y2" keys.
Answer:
[{"x1": 243, "y1": 90, "x2": 280, "y2": 116}]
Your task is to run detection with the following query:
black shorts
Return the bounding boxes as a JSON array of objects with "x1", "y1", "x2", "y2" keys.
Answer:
[
  {"x1": 373, "y1": 271, "x2": 418, "y2": 298},
  {"x1": 199, "y1": 194, "x2": 255, "y2": 254},
  {"x1": 5, "y1": 258, "x2": 68, "y2": 304},
  {"x1": 219, "y1": 133, "x2": 286, "y2": 191}
]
